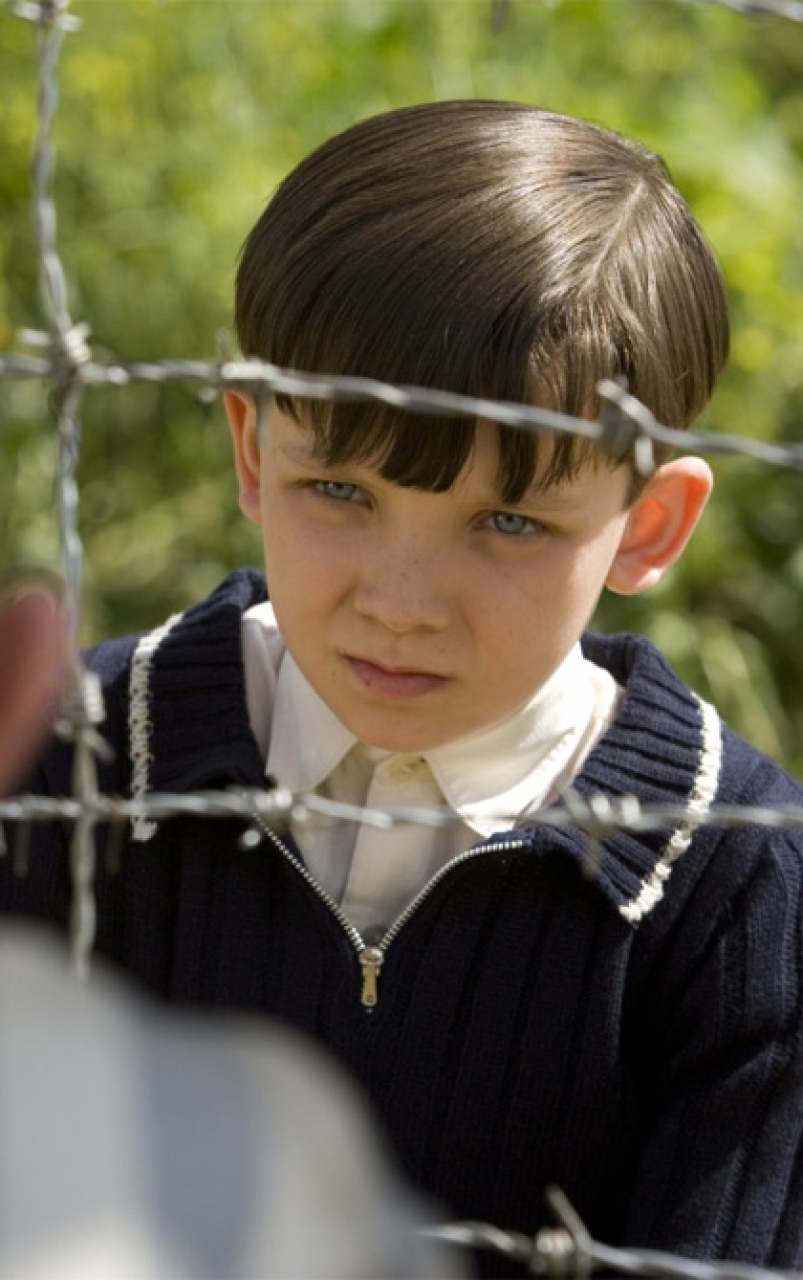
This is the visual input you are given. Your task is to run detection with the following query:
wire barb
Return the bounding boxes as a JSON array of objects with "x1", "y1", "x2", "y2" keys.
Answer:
[
  {"x1": 2, "y1": 1, "x2": 803, "y2": 1266},
  {"x1": 422, "y1": 1186, "x2": 796, "y2": 1279},
  {"x1": 12, "y1": 0, "x2": 81, "y2": 32},
  {"x1": 3, "y1": 0, "x2": 803, "y2": 1018},
  {"x1": 18, "y1": 324, "x2": 92, "y2": 387}
]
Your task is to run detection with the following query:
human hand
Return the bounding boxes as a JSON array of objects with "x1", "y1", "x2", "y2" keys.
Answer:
[{"x1": 0, "y1": 579, "x2": 68, "y2": 797}]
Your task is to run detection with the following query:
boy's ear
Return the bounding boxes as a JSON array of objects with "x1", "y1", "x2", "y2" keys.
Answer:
[
  {"x1": 224, "y1": 391, "x2": 262, "y2": 524},
  {"x1": 605, "y1": 457, "x2": 713, "y2": 596}
]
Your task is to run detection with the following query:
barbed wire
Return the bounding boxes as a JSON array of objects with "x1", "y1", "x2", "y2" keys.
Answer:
[
  {"x1": 4, "y1": 350, "x2": 803, "y2": 477},
  {"x1": 6, "y1": 785, "x2": 803, "y2": 842},
  {"x1": 690, "y1": 0, "x2": 803, "y2": 20},
  {"x1": 2, "y1": 3, "x2": 803, "y2": 1274},
  {"x1": 4, "y1": 0, "x2": 803, "y2": 960},
  {"x1": 6, "y1": 0, "x2": 100, "y2": 975},
  {"x1": 488, "y1": 0, "x2": 803, "y2": 26},
  {"x1": 423, "y1": 1187, "x2": 800, "y2": 1279}
]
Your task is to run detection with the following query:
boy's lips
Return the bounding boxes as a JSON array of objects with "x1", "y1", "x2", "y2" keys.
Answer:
[{"x1": 344, "y1": 655, "x2": 448, "y2": 700}]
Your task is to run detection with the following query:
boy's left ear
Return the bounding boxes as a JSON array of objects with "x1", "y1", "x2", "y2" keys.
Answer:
[{"x1": 605, "y1": 457, "x2": 713, "y2": 596}]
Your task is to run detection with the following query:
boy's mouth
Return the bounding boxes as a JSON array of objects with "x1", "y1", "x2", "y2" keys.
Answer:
[{"x1": 345, "y1": 655, "x2": 448, "y2": 701}]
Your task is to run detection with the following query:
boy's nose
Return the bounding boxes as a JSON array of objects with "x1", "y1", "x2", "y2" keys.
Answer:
[{"x1": 352, "y1": 544, "x2": 450, "y2": 634}]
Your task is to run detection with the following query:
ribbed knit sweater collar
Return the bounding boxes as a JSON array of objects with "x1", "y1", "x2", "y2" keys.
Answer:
[{"x1": 129, "y1": 569, "x2": 722, "y2": 928}]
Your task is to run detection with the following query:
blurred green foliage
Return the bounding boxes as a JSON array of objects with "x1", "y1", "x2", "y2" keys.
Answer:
[{"x1": 1, "y1": 0, "x2": 802, "y2": 769}]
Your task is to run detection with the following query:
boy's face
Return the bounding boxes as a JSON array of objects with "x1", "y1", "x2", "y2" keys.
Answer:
[{"x1": 228, "y1": 397, "x2": 708, "y2": 754}]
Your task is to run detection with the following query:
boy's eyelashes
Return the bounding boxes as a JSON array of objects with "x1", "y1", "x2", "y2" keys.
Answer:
[
  {"x1": 480, "y1": 511, "x2": 546, "y2": 538},
  {"x1": 314, "y1": 479, "x2": 363, "y2": 503},
  {"x1": 308, "y1": 479, "x2": 550, "y2": 538}
]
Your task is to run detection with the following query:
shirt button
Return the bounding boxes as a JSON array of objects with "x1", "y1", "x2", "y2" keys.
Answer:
[{"x1": 398, "y1": 755, "x2": 425, "y2": 779}]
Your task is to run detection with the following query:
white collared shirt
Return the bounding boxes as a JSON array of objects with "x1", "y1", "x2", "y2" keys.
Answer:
[{"x1": 242, "y1": 604, "x2": 621, "y2": 935}]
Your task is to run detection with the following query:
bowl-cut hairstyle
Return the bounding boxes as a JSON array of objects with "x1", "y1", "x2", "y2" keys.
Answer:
[{"x1": 235, "y1": 100, "x2": 729, "y2": 503}]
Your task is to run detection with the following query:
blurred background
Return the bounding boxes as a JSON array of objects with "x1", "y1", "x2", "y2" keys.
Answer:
[{"x1": 1, "y1": 0, "x2": 802, "y2": 770}]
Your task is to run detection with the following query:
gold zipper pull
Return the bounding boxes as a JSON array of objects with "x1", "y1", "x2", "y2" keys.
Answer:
[{"x1": 359, "y1": 946, "x2": 384, "y2": 1009}]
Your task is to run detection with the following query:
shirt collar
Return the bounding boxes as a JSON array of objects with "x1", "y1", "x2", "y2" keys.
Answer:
[
  {"x1": 267, "y1": 638, "x2": 602, "y2": 835},
  {"x1": 424, "y1": 644, "x2": 601, "y2": 836},
  {"x1": 267, "y1": 650, "x2": 358, "y2": 792}
]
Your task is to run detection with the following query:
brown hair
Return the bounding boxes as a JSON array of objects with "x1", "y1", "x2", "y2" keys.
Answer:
[{"x1": 235, "y1": 101, "x2": 729, "y2": 502}]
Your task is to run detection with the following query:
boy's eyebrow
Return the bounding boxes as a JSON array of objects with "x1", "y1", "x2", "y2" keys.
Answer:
[
  {"x1": 276, "y1": 439, "x2": 325, "y2": 466},
  {"x1": 501, "y1": 479, "x2": 593, "y2": 512}
]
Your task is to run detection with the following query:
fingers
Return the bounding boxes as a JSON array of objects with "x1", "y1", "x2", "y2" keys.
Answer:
[{"x1": 0, "y1": 583, "x2": 68, "y2": 797}]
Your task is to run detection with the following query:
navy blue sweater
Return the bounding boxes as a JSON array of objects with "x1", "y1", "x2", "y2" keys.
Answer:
[{"x1": 5, "y1": 570, "x2": 803, "y2": 1273}]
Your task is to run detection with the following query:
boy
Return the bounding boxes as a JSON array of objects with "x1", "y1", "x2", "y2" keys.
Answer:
[{"x1": 4, "y1": 101, "x2": 803, "y2": 1273}]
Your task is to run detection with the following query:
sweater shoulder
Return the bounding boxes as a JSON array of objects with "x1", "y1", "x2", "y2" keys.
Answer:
[
  {"x1": 579, "y1": 629, "x2": 803, "y2": 928},
  {"x1": 84, "y1": 567, "x2": 267, "y2": 705},
  {"x1": 43, "y1": 569, "x2": 267, "y2": 795},
  {"x1": 717, "y1": 720, "x2": 803, "y2": 805},
  {"x1": 586, "y1": 628, "x2": 803, "y2": 804}
]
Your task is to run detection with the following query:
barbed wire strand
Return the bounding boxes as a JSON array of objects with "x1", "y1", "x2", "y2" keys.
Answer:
[
  {"x1": 422, "y1": 1186, "x2": 801, "y2": 1279},
  {"x1": 2, "y1": 1, "x2": 803, "y2": 1273},
  {"x1": 11, "y1": 0, "x2": 100, "y2": 976},
  {"x1": 3, "y1": 0, "x2": 803, "y2": 931},
  {"x1": 5, "y1": 351, "x2": 803, "y2": 476},
  {"x1": 689, "y1": 0, "x2": 803, "y2": 20},
  {"x1": 489, "y1": 0, "x2": 803, "y2": 26},
  {"x1": 5, "y1": 787, "x2": 803, "y2": 841},
  {"x1": 4, "y1": 0, "x2": 803, "y2": 955}
]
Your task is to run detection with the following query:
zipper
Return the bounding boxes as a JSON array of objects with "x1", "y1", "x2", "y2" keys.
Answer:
[
  {"x1": 359, "y1": 946, "x2": 384, "y2": 1008},
  {"x1": 255, "y1": 817, "x2": 365, "y2": 951},
  {"x1": 253, "y1": 813, "x2": 526, "y2": 1011},
  {"x1": 372, "y1": 836, "x2": 527, "y2": 960}
]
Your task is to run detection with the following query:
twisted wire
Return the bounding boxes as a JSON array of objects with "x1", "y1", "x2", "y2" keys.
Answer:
[
  {"x1": 3, "y1": 0, "x2": 802, "y2": 956},
  {"x1": 691, "y1": 0, "x2": 803, "y2": 19},
  {"x1": 8, "y1": 0, "x2": 101, "y2": 976},
  {"x1": 423, "y1": 1187, "x2": 801, "y2": 1279},
  {"x1": 4, "y1": 354, "x2": 803, "y2": 476}
]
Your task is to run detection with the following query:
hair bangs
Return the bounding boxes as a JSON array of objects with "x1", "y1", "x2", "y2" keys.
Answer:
[
  {"x1": 271, "y1": 295, "x2": 629, "y2": 504},
  {"x1": 276, "y1": 396, "x2": 480, "y2": 492},
  {"x1": 270, "y1": 267, "x2": 556, "y2": 497}
]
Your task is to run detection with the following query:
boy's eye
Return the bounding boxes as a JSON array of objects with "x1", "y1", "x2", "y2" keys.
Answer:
[
  {"x1": 315, "y1": 480, "x2": 362, "y2": 503},
  {"x1": 485, "y1": 511, "x2": 541, "y2": 537}
]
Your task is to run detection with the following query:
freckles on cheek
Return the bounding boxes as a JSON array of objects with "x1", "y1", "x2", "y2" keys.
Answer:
[{"x1": 499, "y1": 553, "x2": 571, "y2": 609}]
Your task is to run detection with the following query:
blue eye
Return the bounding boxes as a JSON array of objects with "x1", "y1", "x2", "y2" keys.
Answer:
[
  {"x1": 487, "y1": 511, "x2": 538, "y2": 537},
  {"x1": 316, "y1": 480, "x2": 361, "y2": 502}
]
